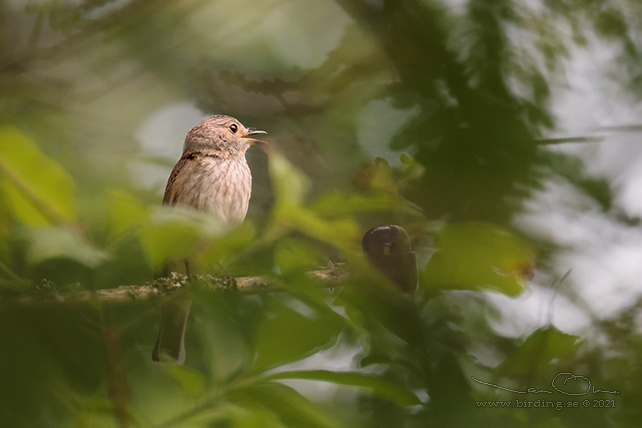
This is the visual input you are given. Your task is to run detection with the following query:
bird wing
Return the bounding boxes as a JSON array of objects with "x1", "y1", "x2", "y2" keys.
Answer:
[{"x1": 162, "y1": 153, "x2": 195, "y2": 205}]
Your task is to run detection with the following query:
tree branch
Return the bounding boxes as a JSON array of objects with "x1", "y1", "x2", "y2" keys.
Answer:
[{"x1": 4, "y1": 263, "x2": 348, "y2": 307}]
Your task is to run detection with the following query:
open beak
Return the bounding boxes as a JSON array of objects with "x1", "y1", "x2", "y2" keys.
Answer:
[{"x1": 242, "y1": 129, "x2": 267, "y2": 145}]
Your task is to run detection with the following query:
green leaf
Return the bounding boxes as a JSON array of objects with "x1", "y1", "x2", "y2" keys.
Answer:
[
  {"x1": 138, "y1": 212, "x2": 200, "y2": 270},
  {"x1": 268, "y1": 151, "x2": 310, "y2": 205},
  {"x1": 423, "y1": 222, "x2": 534, "y2": 296},
  {"x1": 274, "y1": 238, "x2": 323, "y2": 275},
  {"x1": 594, "y1": 9, "x2": 627, "y2": 38},
  {"x1": 162, "y1": 403, "x2": 288, "y2": 428},
  {"x1": 399, "y1": 153, "x2": 425, "y2": 180},
  {"x1": 230, "y1": 383, "x2": 344, "y2": 428},
  {"x1": 167, "y1": 365, "x2": 207, "y2": 398},
  {"x1": 497, "y1": 327, "x2": 580, "y2": 377},
  {"x1": 0, "y1": 126, "x2": 76, "y2": 226},
  {"x1": 138, "y1": 206, "x2": 227, "y2": 270},
  {"x1": 265, "y1": 151, "x2": 362, "y2": 251},
  {"x1": 264, "y1": 370, "x2": 421, "y2": 406},
  {"x1": 194, "y1": 222, "x2": 255, "y2": 271},
  {"x1": 351, "y1": 157, "x2": 397, "y2": 193},
  {"x1": 220, "y1": 403, "x2": 287, "y2": 428},
  {"x1": 73, "y1": 396, "x2": 118, "y2": 428},
  {"x1": 272, "y1": 204, "x2": 361, "y2": 252},
  {"x1": 22, "y1": 227, "x2": 108, "y2": 269},
  {"x1": 253, "y1": 298, "x2": 343, "y2": 371},
  {"x1": 104, "y1": 189, "x2": 150, "y2": 243},
  {"x1": 310, "y1": 191, "x2": 399, "y2": 217},
  {"x1": 0, "y1": 189, "x2": 11, "y2": 265}
]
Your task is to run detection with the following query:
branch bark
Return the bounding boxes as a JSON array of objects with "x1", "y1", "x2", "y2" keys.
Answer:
[{"x1": 4, "y1": 263, "x2": 348, "y2": 307}]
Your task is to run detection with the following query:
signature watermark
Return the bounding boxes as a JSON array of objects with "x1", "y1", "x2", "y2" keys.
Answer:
[
  {"x1": 472, "y1": 372, "x2": 619, "y2": 411},
  {"x1": 472, "y1": 372, "x2": 619, "y2": 396},
  {"x1": 475, "y1": 398, "x2": 616, "y2": 411}
]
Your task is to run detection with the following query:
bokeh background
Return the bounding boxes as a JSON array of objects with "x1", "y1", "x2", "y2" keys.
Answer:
[{"x1": 1, "y1": 0, "x2": 641, "y2": 427}]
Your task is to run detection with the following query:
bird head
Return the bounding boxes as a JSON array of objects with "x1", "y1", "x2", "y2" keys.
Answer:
[{"x1": 183, "y1": 115, "x2": 266, "y2": 157}]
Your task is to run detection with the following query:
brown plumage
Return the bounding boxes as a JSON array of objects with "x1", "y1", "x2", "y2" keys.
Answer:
[
  {"x1": 152, "y1": 115, "x2": 266, "y2": 364},
  {"x1": 162, "y1": 115, "x2": 265, "y2": 222}
]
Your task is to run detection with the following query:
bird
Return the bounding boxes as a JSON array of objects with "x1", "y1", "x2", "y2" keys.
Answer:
[{"x1": 152, "y1": 114, "x2": 266, "y2": 364}]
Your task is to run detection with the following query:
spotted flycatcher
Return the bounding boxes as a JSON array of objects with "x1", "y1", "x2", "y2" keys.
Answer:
[{"x1": 152, "y1": 115, "x2": 266, "y2": 364}]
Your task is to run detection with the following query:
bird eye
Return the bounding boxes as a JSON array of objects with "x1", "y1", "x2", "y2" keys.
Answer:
[{"x1": 229, "y1": 124, "x2": 238, "y2": 133}]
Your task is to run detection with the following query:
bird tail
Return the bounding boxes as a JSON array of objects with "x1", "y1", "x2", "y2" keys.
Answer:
[{"x1": 152, "y1": 299, "x2": 192, "y2": 364}]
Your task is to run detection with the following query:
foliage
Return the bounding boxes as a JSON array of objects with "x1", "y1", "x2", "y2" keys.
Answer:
[{"x1": 0, "y1": 0, "x2": 640, "y2": 427}]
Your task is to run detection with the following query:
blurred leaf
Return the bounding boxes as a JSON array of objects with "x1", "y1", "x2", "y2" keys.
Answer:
[
  {"x1": 594, "y1": 9, "x2": 628, "y2": 38},
  {"x1": 219, "y1": 403, "x2": 287, "y2": 428},
  {"x1": 265, "y1": 370, "x2": 421, "y2": 406},
  {"x1": 273, "y1": 204, "x2": 361, "y2": 251},
  {"x1": 138, "y1": 206, "x2": 227, "y2": 270},
  {"x1": 310, "y1": 190, "x2": 399, "y2": 217},
  {"x1": 194, "y1": 222, "x2": 256, "y2": 272},
  {"x1": 266, "y1": 151, "x2": 361, "y2": 251},
  {"x1": 167, "y1": 365, "x2": 207, "y2": 398},
  {"x1": 399, "y1": 153, "x2": 425, "y2": 181},
  {"x1": 230, "y1": 383, "x2": 344, "y2": 428},
  {"x1": 274, "y1": 238, "x2": 323, "y2": 275},
  {"x1": 104, "y1": 189, "x2": 150, "y2": 243},
  {"x1": 268, "y1": 150, "x2": 310, "y2": 205},
  {"x1": 138, "y1": 213, "x2": 199, "y2": 270},
  {"x1": 253, "y1": 298, "x2": 344, "y2": 371},
  {"x1": 497, "y1": 326, "x2": 581, "y2": 377},
  {"x1": 352, "y1": 157, "x2": 398, "y2": 193},
  {"x1": 162, "y1": 402, "x2": 288, "y2": 428},
  {"x1": 21, "y1": 226, "x2": 108, "y2": 269},
  {"x1": 0, "y1": 189, "x2": 11, "y2": 266},
  {"x1": 423, "y1": 222, "x2": 534, "y2": 295},
  {"x1": 0, "y1": 126, "x2": 76, "y2": 226},
  {"x1": 73, "y1": 396, "x2": 117, "y2": 428}
]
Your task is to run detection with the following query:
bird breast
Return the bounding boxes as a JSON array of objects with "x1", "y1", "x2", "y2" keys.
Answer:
[{"x1": 165, "y1": 154, "x2": 252, "y2": 225}]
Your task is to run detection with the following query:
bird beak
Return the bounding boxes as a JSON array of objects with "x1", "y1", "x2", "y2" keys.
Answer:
[{"x1": 242, "y1": 129, "x2": 267, "y2": 145}]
